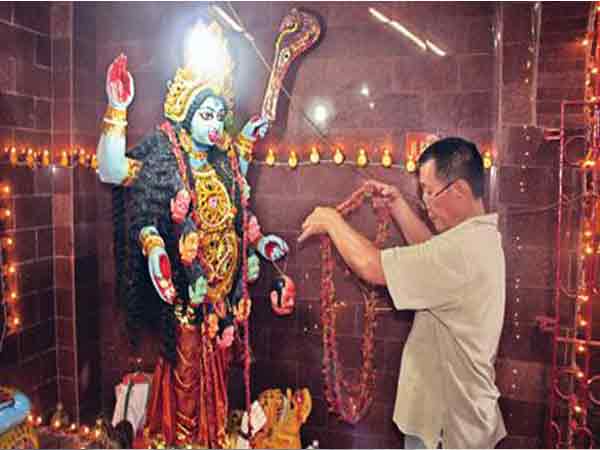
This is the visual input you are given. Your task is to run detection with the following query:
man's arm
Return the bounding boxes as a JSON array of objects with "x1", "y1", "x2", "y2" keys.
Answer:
[
  {"x1": 364, "y1": 180, "x2": 432, "y2": 245},
  {"x1": 388, "y1": 195, "x2": 432, "y2": 244},
  {"x1": 298, "y1": 207, "x2": 386, "y2": 286}
]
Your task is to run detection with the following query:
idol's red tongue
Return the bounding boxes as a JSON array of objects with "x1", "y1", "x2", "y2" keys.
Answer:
[{"x1": 208, "y1": 129, "x2": 219, "y2": 144}]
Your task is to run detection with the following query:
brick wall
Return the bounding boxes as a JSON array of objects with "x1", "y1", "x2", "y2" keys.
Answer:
[{"x1": 0, "y1": 1, "x2": 56, "y2": 414}]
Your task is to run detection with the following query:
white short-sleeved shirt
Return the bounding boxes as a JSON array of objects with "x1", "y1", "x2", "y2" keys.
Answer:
[{"x1": 381, "y1": 213, "x2": 506, "y2": 449}]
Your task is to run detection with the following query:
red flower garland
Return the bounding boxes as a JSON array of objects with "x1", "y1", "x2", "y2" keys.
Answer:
[{"x1": 320, "y1": 185, "x2": 391, "y2": 424}]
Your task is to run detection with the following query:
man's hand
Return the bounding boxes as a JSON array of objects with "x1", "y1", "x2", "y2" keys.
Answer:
[
  {"x1": 364, "y1": 179, "x2": 402, "y2": 204},
  {"x1": 298, "y1": 206, "x2": 341, "y2": 243}
]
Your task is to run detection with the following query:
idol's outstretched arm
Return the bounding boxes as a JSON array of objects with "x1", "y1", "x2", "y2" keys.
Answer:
[{"x1": 97, "y1": 54, "x2": 142, "y2": 186}]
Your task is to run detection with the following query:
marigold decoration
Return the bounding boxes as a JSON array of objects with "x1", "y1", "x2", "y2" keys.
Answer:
[{"x1": 320, "y1": 184, "x2": 391, "y2": 424}]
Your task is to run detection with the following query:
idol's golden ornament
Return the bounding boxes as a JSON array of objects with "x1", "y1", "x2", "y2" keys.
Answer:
[
  {"x1": 140, "y1": 230, "x2": 165, "y2": 257},
  {"x1": 193, "y1": 167, "x2": 239, "y2": 302},
  {"x1": 203, "y1": 313, "x2": 219, "y2": 339},
  {"x1": 122, "y1": 158, "x2": 143, "y2": 186},
  {"x1": 164, "y1": 23, "x2": 234, "y2": 123},
  {"x1": 235, "y1": 134, "x2": 255, "y2": 161},
  {"x1": 178, "y1": 128, "x2": 207, "y2": 161},
  {"x1": 233, "y1": 297, "x2": 252, "y2": 322},
  {"x1": 179, "y1": 232, "x2": 199, "y2": 265},
  {"x1": 102, "y1": 104, "x2": 128, "y2": 138}
]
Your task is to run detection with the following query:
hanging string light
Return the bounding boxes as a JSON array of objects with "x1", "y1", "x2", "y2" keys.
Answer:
[{"x1": 1, "y1": 146, "x2": 97, "y2": 171}]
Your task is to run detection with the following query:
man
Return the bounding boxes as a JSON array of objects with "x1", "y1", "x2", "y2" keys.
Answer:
[{"x1": 299, "y1": 137, "x2": 506, "y2": 449}]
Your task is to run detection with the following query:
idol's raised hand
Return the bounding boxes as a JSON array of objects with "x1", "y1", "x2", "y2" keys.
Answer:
[{"x1": 106, "y1": 53, "x2": 135, "y2": 110}]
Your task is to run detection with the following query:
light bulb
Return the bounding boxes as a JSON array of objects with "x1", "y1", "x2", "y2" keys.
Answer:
[
  {"x1": 381, "y1": 148, "x2": 392, "y2": 168},
  {"x1": 288, "y1": 151, "x2": 298, "y2": 169},
  {"x1": 265, "y1": 148, "x2": 276, "y2": 166},
  {"x1": 333, "y1": 148, "x2": 345, "y2": 165},
  {"x1": 356, "y1": 148, "x2": 368, "y2": 167},
  {"x1": 483, "y1": 151, "x2": 493, "y2": 169},
  {"x1": 309, "y1": 146, "x2": 320, "y2": 164}
]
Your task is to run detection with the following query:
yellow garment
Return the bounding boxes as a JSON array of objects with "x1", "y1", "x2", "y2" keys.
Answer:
[{"x1": 381, "y1": 213, "x2": 506, "y2": 449}]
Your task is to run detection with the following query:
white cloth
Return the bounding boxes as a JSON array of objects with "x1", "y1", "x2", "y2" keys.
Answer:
[
  {"x1": 237, "y1": 401, "x2": 267, "y2": 449},
  {"x1": 112, "y1": 379, "x2": 150, "y2": 435},
  {"x1": 381, "y1": 213, "x2": 507, "y2": 449}
]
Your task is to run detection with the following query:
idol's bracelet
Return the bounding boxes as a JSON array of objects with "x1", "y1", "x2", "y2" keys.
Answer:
[
  {"x1": 139, "y1": 227, "x2": 165, "y2": 257},
  {"x1": 101, "y1": 105, "x2": 128, "y2": 137}
]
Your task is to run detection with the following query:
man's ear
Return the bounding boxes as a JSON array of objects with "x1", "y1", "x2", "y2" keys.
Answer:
[{"x1": 454, "y1": 179, "x2": 473, "y2": 198}]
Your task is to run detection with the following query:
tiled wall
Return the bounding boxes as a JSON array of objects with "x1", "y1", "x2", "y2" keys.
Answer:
[
  {"x1": 0, "y1": 2, "x2": 57, "y2": 413},
  {"x1": 494, "y1": 2, "x2": 590, "y2": 448},
  {"x1": 537, "y1": 3, "x2": 587, "y2": 128}
]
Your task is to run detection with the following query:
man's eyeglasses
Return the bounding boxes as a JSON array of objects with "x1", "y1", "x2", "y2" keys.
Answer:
[{"x1": 419, "y1": 180, "x2": 456, "y2": 210}]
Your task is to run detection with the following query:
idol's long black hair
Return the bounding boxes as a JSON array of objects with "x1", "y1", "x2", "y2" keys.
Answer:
[{"x1": 112, "y1": 89, "x2": 245, "y2": 363}]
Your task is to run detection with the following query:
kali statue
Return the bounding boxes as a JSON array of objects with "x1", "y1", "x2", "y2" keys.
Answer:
[{"x1": 96, "y1": 22, "x2": 290, "y2": 448}]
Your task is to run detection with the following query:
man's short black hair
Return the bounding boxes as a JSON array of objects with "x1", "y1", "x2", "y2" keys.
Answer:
[{"x1": 417, "y1": 137, "x2": 484, "y2": 199}]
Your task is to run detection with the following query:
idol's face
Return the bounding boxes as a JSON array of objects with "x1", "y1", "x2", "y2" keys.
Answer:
[{"x1": 191, "y1": 96, "x2": 226, "y2": 146}]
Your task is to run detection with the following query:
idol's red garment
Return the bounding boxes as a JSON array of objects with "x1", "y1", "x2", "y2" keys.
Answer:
[{"x1": 145, "y1": 323, "x2": 231, "y2": 447}]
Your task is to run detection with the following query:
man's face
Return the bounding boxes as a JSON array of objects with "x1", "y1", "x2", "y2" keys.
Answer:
[
  {"x1": 418, "y1": 159, "x2": 459, "y2": 232},
  {"x1": 191, "y1": 96, "x2": 226, "y2": 146}
]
